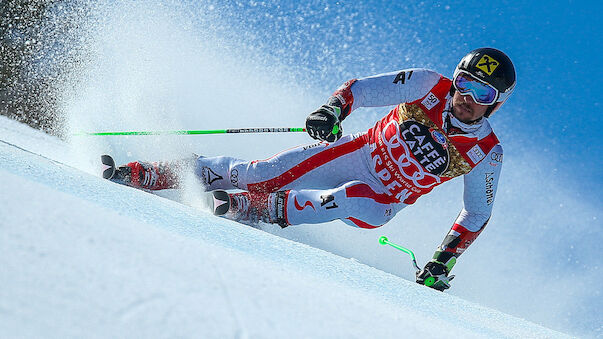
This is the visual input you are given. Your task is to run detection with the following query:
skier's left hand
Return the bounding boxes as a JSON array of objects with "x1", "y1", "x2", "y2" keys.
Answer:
[{"x1": 416, "y1": 261, "x2": 454, "y2": 291}]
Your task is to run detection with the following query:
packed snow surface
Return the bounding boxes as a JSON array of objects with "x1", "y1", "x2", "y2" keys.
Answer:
[{"x1": 0, "y1": 117, "x2": 569, "y2": 338}]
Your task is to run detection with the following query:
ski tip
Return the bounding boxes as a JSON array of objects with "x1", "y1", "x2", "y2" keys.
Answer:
[{"x1": 101, "y1": 155, "x2": 116, "y2": 179}]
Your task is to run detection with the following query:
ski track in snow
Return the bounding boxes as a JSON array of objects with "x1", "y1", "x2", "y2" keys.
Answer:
[{"x1": 0, "y1": 118, "x2": 571, "y2": 338}]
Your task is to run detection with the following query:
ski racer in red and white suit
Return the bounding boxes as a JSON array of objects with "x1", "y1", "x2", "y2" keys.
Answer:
[
  {"x1": 191, "y1": 68, "x2": 503, "y2": 290},
  {"x1": 120, "y1": 48, "x2": 515, "y2": 291}
]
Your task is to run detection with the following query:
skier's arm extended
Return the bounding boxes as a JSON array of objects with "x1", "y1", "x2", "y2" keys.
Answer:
[
  {"x1": 336, "y1": 68, "x2": 442, "y2": 119},
  {"x1": 306, "y1": 69, "x2": 441, "y2": 142},
  {"x1": 416, "y1": 145, "x2": 503, "y2": 291}
]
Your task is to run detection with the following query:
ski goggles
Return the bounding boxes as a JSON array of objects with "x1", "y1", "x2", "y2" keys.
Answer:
[{"x1": 453, "y1": 70, "x2": 501, "y2": 105}]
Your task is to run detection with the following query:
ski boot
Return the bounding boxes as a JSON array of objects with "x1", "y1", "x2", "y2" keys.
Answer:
[
  {"x1": 101, "y1": 155, "x2": 179, "y2": 190},
  {"x1": 209, "y1": 190, "x2": 289, "y2": 227}
]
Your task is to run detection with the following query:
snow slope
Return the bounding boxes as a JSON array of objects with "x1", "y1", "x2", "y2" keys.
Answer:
[{"x1": 0, "y1": 118, "x2": 569, "y2": 338}]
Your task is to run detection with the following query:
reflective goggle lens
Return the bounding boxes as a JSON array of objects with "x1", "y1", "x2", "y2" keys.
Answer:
[{"x1": 454, "y1": 72, "x2": 498, "y2": 105}]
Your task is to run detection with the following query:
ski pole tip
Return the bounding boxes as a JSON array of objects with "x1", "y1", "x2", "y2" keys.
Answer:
[{"x1": 379, "y1": 236, "x2": 389, "y2": 245}]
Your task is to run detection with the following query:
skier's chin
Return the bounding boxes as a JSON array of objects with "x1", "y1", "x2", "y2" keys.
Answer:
[{"x1": 452, "y1": 105, "x2": 475, "y2": 123}]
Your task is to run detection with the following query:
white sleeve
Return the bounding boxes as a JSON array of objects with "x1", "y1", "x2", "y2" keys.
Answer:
[
  {"x1": 454, "y1": 144, "x2": 503, "y2": 232},
  {"x1": 350, "y1": 68, "x2": 441, "y2": 110}
]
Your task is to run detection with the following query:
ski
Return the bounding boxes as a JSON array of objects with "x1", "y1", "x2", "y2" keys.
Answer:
[
  {"x1": 100, "y1": 154, "x2": 132, "y2": 184},
  {"x1": 100, "y1": 155, "x2": 116, "y2": 179}
]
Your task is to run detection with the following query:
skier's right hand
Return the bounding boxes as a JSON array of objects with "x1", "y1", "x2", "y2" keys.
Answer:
[{"x1": 306, "y1": 105, "x2": 343, "y2": 143}]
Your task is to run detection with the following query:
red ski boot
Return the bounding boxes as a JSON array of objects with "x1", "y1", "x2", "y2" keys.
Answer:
[
  {"x1": 210, "y1": 190, "x2": 289, "y2": 227},
  {"x1": 118, "y1": 161, "x2": 179, "y2": 190}
]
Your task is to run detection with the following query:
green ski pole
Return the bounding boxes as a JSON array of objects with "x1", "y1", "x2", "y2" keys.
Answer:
[
  {"x1": 379, "y1": 236, "x2": 421, "y2": 272},
  {"x1": 72, "y1": 127, "x2": 306, "y2": 136}
]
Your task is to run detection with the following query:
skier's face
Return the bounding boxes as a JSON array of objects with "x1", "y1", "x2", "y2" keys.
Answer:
[{"x1": 452, "y1": 91, "x2": 489, "y2": 123}]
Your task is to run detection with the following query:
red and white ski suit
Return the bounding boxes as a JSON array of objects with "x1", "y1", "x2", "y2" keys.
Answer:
[{"x1": 195, "y1": 68, "x2": 503, "y2": 256}]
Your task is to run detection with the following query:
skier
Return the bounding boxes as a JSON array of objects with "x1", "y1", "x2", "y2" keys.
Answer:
[{"x1": 113, "y1": 47, "x2": 515, "y2": 291}]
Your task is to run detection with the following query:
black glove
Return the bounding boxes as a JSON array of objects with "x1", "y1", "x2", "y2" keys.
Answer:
[
  {"x1": 416, "y1": 261, "x2": 455, "y2": 291},
  {"x1": 306, "y1": 104, "x2": 343, "y2": 142}
]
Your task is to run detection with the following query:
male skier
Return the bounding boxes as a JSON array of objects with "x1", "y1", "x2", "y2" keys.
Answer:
[{"x1": 113, "y1": 47, "x2": 515, "y2": 291}]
